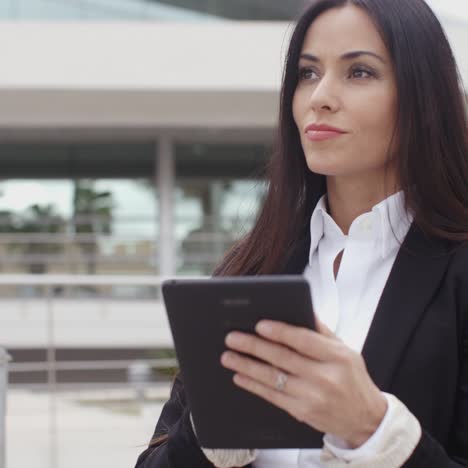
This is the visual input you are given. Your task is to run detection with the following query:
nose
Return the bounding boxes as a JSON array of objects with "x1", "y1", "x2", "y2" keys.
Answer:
[{"x1": 308, "y1": 75, "x2": 340, "y2": 112}]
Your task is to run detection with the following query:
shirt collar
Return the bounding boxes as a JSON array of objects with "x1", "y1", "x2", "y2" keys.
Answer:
[
  {"x1": 309, "y1": 190, "x2": 414, "y2": 264},
  {"x1": 309, "y1": 194, "x2": 328, "y2": 257}
]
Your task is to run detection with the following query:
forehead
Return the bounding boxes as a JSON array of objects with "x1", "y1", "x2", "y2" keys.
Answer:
[{"x1": 301, "y1": 5, "x2": 388, "y2": 59}]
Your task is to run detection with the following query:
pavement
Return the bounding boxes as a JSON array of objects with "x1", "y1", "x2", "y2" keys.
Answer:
[{"x1": 6, "y1": 384, "x2": 171, "y2": 468}]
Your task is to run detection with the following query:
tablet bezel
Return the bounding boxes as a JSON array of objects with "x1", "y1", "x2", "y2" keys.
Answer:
[{"x1": 162, "y1": 275, "x2": 324, "y2": 449}]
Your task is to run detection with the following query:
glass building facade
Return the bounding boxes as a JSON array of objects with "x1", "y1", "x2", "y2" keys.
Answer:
[
  {"x1": 0, "y1": 141, "x2": 270, "y2": 279},
  {"x1": 0, "y1": 0, "x2": 305, "y2": 21},
  {"x1": 0, "y1": 1, "x2": 290, "y2": 292}
]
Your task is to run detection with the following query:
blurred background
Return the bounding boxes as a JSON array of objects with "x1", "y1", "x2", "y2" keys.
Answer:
[{"x1": 0, "y1": 1, "x2": 466, "y2": 467}]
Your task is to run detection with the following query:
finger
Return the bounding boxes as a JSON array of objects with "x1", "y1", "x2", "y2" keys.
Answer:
[
  {"x1": 221, "y1": 351, "x2": 304, "y2": 398},
  {"x1": 255, "y1": 320, "x2": 341, "y2": 361},
  {"x1": 314, "y1": 317, "x2": 337, "y2": 339},
  {"x1": 225, "y1": 331, "x2": 314, "y2": 376},
  {"x1": 232, "y1": 372, "x2": 302, "y2": 420}
]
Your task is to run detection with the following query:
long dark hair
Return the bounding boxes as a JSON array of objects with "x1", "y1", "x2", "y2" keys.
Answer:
[
  {"x1": 148, "y1": 0, "x2": 468, "y2": 449},
  {"x1": 215, "y1": 0, "x2": 468, "y2": 277}
]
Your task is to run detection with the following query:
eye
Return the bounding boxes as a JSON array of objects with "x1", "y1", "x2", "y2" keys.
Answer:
[
  {"x1": 349, "y1": 66, "x2": 375, "y2": 79},
  {"x1": 298, "y1": 66, "x2": 318, "y2": 81}
]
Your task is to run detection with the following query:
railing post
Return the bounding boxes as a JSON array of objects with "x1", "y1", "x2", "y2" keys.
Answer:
[
  {"x1": 45, "y1": 285, "x2": 57, "y2": 468},
  {"x1": 0, "y1": 347, "x2": 11, "y2": 468}
]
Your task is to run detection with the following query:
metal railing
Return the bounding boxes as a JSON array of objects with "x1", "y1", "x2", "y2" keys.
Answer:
[
  {"x1": 9, "y1": 358, "x2": 177, "y2": 374},
  {"x1": 0, "y1": 273, "x2": 203, "y2": 468},
  {"x1": 0, "y1": 214, "x2": 247, "y2": 276},
  {"x1": 0, "y1": 348, "x2": 11, "y2": 468}
]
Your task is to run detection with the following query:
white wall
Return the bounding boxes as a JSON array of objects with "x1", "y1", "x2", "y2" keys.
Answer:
[
  {"x1": 0, "y1": 22, "x2": 293, "y2": 129},
  {"x1": 0, "y1": 15, "x2": 465, "y2": 131}
]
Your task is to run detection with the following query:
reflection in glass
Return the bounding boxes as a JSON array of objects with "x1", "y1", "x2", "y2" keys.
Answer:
[
  {"x1": 0, "y1": 0, "x2": 225, "y2": 20},
  {"x1": 175, "y1": 143, "x2": 269, "y2": 275},
  {"x1": 0, "y1": 0, "x2": 303, "y2": 20},
  {"x1": 0, "y1": 141, "x2": 271, "y2": 283},
  {"x1": 0, "y1": 178, "x2": 157, "y2": 279}
]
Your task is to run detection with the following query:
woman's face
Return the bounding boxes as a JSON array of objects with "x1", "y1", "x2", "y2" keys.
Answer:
[{"x1": 292, "y1": 5, "x2": 398, "y2": 181}]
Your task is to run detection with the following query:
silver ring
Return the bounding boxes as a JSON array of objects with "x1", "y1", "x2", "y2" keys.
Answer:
[{"x1": 275, "y1": 371, "x2": 288, "y2": 392}]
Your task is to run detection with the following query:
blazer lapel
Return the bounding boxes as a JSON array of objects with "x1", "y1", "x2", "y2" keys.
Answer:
[
  {"x1": 361, "y1": 222, "x2": 452, "y2": 390},
  {"x1": 282, "y1": 221, "x2": 453, "y2": 391}
]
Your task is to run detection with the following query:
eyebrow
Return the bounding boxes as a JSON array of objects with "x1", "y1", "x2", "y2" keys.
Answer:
[{"x1": 299, "y1": 50, "x2": 386, "y2": 64}]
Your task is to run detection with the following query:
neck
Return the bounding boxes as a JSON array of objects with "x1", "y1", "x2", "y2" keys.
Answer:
[{"x1": 325, "y1": 170, "x2": 400, "y2": 235}]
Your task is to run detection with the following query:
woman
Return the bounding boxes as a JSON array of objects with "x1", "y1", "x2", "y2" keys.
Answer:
[{"x1": 136, "y1": 0, "x2": 468, "y2": 466}]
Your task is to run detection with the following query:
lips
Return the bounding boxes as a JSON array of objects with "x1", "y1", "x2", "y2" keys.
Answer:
[
  {"x1": 304, "y1": 123, "x2": 348, "y2": 142},
  {"x1": 305, "y1": 123, "x2": 347, "y2": 133}
]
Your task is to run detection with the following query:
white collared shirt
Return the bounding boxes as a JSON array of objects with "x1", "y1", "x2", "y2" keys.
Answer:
[{"x1": 253, "y1": 190, "x2": 414, "y2": 468}]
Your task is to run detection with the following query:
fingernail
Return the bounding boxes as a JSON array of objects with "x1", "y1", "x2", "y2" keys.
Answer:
[
  {"x1": 256, "y1": 321, "x2": 272, "y2": 335},
  {"x1": 226, "y1": 332, "x2": 241, "y2": 346},
  {"x1": 221, "y1": 352, "x2": 233, "y2": 365}
]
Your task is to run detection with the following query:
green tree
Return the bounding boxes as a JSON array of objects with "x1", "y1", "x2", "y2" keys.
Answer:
[
  {"x1": 0, "y1": 204, "x2": 65, "y2": 274},
  {"x1": 22, "y1": 204, "x2": 65, "y2": 274},
  {"x1": 0, "y1": 210, "x2": 19, "y2": 233},
  {"x1": 73, "y1": 180, "x2": 113, "y2": 274}
]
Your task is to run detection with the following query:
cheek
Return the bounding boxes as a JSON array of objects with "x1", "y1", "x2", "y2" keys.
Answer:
[
  {"x1": 349, "y1": 103, "x2": 397, "y2": 171},
  {"x1": 353, "y1": 90, "x2": 397, "y2": 143}
]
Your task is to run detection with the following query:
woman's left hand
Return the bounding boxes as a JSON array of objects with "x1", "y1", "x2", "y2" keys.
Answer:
[{"x1": 220, "y1": 319, "x2": 388, "y2": 448}]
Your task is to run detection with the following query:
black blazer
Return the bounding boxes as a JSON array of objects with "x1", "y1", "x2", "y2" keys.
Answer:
[{"x1": 135, "y1": 222, "x2": 468, "y2": 467}]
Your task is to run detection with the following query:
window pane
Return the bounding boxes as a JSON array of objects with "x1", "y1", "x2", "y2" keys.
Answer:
[
  {"x1": 0, "y1": 178, "x2": 158, "y2": 284},
  {"x1": 1, "y1": 0, "x2": 304, "y2": 20},
  {"x1": 175, "y1": 142, "x2": 269, "y2": 275}
]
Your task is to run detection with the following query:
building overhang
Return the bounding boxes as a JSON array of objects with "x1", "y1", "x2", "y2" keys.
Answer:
[
  {"x1": 0, "y1": 15, "x2": 465, "y2": 134},
  {"x1": 0, "y1": 21, "x2": 291, "y2": 132}
]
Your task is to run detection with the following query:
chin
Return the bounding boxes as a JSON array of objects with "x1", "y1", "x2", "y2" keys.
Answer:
[{"x1": 304, "y1": 156, "x2": 344, "y2": 177}]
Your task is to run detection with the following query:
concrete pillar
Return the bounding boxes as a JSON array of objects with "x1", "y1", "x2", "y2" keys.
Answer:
[{"x1": 157, "y1": 137, "x2": 176, "y2": 276}]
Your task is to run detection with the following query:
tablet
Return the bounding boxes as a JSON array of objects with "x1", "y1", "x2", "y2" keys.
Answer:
[{"x1": 162, "y1": 275, "x2": 324, "y2": 449}]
